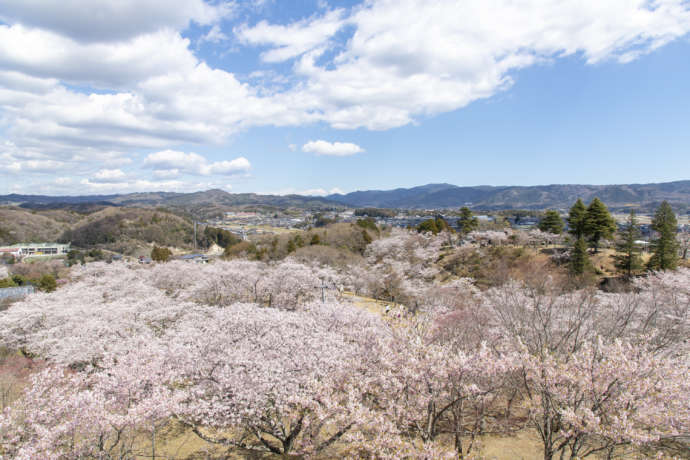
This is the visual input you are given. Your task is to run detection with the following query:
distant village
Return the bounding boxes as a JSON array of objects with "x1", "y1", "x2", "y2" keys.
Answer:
[{"x1": 206, "y1": 208, "x2": 690, "y2": 240}]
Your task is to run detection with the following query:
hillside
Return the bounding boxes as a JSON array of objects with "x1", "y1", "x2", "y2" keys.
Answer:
[
  {"x1": 0, "y1": 206, "x2": 197, "y2": 255},
  {"x1": 1, "y1": 189, "x2": 344, "y2": 216},
  {"x1": 0, "y1": 207, "x2": 81, "y2": 244},
  {"x1": 327, "y1": 180, "x2": 690, "y2": 211},
  {"x1": 59, "y1": 207, "x2": 195, "y2": 254}
]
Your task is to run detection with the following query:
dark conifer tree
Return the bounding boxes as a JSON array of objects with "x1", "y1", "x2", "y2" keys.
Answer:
[
  {"x1": 570, "y1": 236, "x2": 591, "y2": 276},
  {"x1": 614, "y1": 210, "x2": 643, "y2": 278},
  {"x1": 648, "y1": 201, "x2": 679, "y2": 270},
  {"x1": 538, "y1": 210, "x2": 564, "y2": 234},
  {"x1": 567, "y1": 199, "x2": 587, "y2": 239},
  {"x1": 457, "y1": 207, "x2": 479, "y2": 234},
  {"x1": 584, "y1": 197, "x2": 616, "y2": 253}
]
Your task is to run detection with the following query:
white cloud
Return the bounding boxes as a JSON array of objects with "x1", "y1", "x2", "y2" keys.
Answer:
[
  {"x1": 0, "y1": 0, "x2": 233, "y2": 42},
  {"x1": 79, "y1": 178, "x2": 189, "y2": 193},
  {"x1": 54, "y1": 177, "x2": 72, "y2": 185},
  {"x1": 20, "y1": 160, "x2": 65, "y2": 172},
  {"x1": 302, "y1": 140, "x2": 363, "y2": 156},
  {"x1": 300, "y1": 188, "x2": 329, "y2": 196},
  {"x1": 204, "y1": 157, "x2": 251, "y2": 175},
  {"x1": 199, "y1": 25, "x2": 229, "y2": 44},
  {"x1": 92, "y1": 168, "x2": 127, "y2": 183},
  {"x1": 143, "y1": 150, "x2": 207, "y2": 170},
  {"x1": 246, "y1": 0, "x2": 690, "y2": 129},
  {"x1": 152, "y1": 169, "x2": 181, "y2": 179},
  {"x1": 0, "y1": 25, "x2": 197, "y2": 88},
  {"x1": 236, "y1": 8, "x2": 346, "y2": 62},
  {"x1": 305, "y1": 187, "x2": 345, "y2": 196},
  {"x1": 273, "y1": 186, "x2": 344, "y2": 196},
  {"x1": 288, "y1": 143, "x2": 297, "y2": 152},
  {"x1": 143, "y1": 150, "x2": 251, "y2": 176}
]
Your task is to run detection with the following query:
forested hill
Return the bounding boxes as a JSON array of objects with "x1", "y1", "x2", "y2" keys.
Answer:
[
  {"x1": 326, "y1": 181, "x2": 690, "y2": 211},
  {"x1": 0, "y1": 189, "x2": 343, "y2": 213}
]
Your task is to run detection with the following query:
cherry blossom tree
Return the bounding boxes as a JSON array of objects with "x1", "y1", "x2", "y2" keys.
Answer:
[
  {"x1": 520, "y1": 337, "x2": 690, "y2": 460},
  {"x1": 0, "y1": 339, "x2": 181, "y2": 459},
  {"x1": 370, "y1": 316, "x2": 518, "y2": 459}
]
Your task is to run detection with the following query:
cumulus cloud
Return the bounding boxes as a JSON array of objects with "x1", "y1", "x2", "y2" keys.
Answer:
[
  {"x1": 143, "y1": 150, "x2": 251, "y2": 176},
  {"x1": 204, "y1": 157, "x2": 251, "y2": 175},
  {"x1": 302, "y1": 140, "x2": 363, "y2": 156},
  {"x1": 92, "y1": 168, "x2": 127, "y2": 183},
  {"x1": 0, "y1": 0, "x2": 233, "y2": 42},
  {"x1": 245, "y1": 0, "x2": 690, "y2": 129},
  {"x1": 236, "y1": 8, "x2": 346, "y2": 62},
  {"x1": 0, "y1": 25, "x2": 197, "y2": 88}
]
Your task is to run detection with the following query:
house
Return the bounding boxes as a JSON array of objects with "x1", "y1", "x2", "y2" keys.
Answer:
[
  {"x1": 179, "y1": 254, "x2": 209, "y2": 264},
  {"x1": 0, "y1": 247, "x2": 23, "y2": 259}
]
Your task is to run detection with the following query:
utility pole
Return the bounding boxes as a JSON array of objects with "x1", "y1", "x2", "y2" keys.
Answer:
[{"x1": 193, "y1": 221, "x2": 197, "y2": 251}]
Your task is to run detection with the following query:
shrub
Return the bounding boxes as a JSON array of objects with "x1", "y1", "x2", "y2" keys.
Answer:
[
  {"x1": 151, "y1": 246, "x2": 172, "y2": 262},
  {"x1": 0, "y1": 278, "x2": 17, "y2": 288},
  {"x1": 356, "y1": 217, "x2": 379, "y2": 234},
  {"x1": 37, "y1": 274, "x2": 57, "y2": 293}
]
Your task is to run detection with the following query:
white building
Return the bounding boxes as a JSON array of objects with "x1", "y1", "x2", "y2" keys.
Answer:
[{"x1": 1, "y1": 243, "x2": 70, "y2": 258}]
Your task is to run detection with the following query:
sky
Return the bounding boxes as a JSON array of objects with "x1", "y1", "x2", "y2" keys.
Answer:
[{"x1": 0, "y1": 0, "x2": 689, "y2": 196}]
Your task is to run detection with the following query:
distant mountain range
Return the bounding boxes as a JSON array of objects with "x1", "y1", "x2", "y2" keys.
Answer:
[
  {"x1": 0, "y1": 190, "x2": 340, "y2": 213},
  {"x1": 1, "y1": 180, "x2": 689, "y2": 213},
  {"x1": 326, "y1": 181, "x2": 690, "y2": 211}
]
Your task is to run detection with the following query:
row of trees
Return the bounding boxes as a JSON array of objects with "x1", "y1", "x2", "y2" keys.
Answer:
[{"x1": 538, "y1": 199, "x2": 682, "y2": 276}]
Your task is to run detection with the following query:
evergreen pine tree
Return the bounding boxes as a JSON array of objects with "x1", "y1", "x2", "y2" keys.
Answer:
[
  {"x1": 538, "y1": 210, "x2": 564, "y2": 234},
  {"x1": 457, "y1": 207, "x2": 479, "y2": 234},
  {"x1": 648, "y1": 201, "x2": 679, "y2": 270},
  {"x1": 570, "y1": 236, "x2": 591, "y2": 276},
  {"x1": 614, "y1": 210, "x2": 643, "y2": 278},
  {"x1": 567, "y1": 199, "x2": 587, "y2": 239},
  {"x1": 584, "y1": 197, "x2": 616, "y2": 253}
]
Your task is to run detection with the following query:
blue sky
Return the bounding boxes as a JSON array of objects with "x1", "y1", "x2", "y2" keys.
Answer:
[{"x1": 0, "y1": 0, "x2": 689, "y2": 196}]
